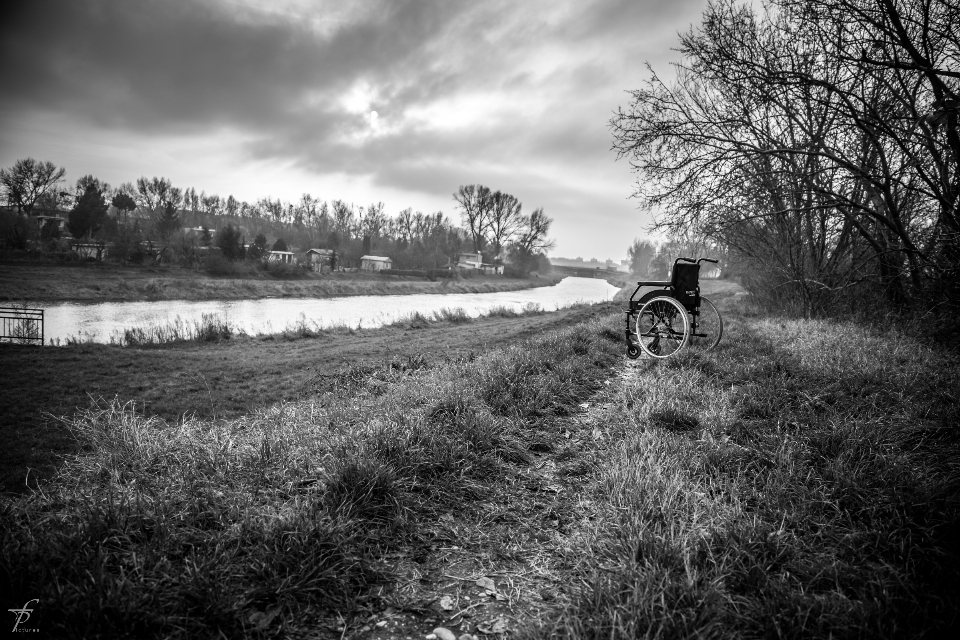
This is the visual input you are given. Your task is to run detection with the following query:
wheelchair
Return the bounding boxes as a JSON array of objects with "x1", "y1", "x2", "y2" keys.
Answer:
[{"x1": 625, "y1": 257, "x2": 723, "y2": 359}]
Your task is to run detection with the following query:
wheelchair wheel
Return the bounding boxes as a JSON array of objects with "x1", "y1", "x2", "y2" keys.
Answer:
[
  {"x1": 627, "y1": 344, "x2": 641, "y2": 359},
  {"x1": 692, "y1": 296, "x2": 723, "y2": 350},
  {"x1": 635, "y1": 296, "x2": 690, "y2": 358}
]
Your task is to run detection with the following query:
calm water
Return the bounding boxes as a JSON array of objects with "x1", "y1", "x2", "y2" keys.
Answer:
[{"x1": 39, "y1": 277, "x2": 620, "y2": 344}]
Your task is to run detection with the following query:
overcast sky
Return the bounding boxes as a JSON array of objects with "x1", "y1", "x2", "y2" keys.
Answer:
[{"x1": 1, "y1": 0, "x2": 708, "y2": 260}]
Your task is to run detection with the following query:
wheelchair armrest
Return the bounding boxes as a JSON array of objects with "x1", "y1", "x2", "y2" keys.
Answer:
[{"x1": 636, "y1": 280, "x2": 670, "y2": 287}]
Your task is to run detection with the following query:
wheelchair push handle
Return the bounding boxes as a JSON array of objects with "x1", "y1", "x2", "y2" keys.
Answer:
[{"x1": 675, "y1": 256, "x2": 718, "y2": 265}]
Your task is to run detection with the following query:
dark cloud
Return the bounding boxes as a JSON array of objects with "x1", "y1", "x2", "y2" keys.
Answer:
[
  {"x1": 0, "y1": 0, "x2": 709, "y2": 255},
  {"x1": 0, "y1": 0, "x2": 467, "y2": 131},
  {"x1": 557, "y1": 0, "x2": 706, "y2": 42}
]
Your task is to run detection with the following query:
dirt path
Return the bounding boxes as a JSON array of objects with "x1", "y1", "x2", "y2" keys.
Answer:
[
  {"x1": 307, "y1": 282, "x2": 744, "y2": 637},
  {"x1": 318, "y1": 355, "x2": 634, "y2": 638}
]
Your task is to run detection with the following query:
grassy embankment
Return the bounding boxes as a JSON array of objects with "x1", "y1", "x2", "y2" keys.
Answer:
[
  {"x1": 0, "y1": 302, "x2": 605, "y2": 495},
  {"x1": 1, "y1": 284, "x2": 958, "y2": 638},
  {"x1": 0, "y1": 263, "x2": 569, "y2": 303}
]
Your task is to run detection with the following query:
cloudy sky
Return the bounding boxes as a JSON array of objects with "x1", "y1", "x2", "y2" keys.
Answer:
[{"x1": 1, "y1": 0, "x2": 707, "y2": 260}]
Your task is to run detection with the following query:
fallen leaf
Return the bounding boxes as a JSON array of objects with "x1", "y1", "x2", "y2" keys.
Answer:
[
  {"x1": 478, "y1": 616, "x2": 510, "y2": 634},
  {"x1": 439, "y1": 595, "x2": 455, "y2": 611},
  {"x1": 248, "y1": 608, "x2": 280, "y2": 630},
  {"x1": 433, "y1": 627, "x2": 457, "y2": 640},
  {"x1": 476, "y1": 576, "x2": 496, "y2": 592}
]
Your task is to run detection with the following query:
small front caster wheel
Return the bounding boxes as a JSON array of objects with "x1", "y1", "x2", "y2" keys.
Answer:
[{"x1": 627, "y1": 345, "x2": 641, "y2": 359}]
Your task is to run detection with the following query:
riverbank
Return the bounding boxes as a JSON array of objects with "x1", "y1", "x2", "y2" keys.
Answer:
[
  {"x1": 0, "y1": 263, "x2": 570, "y2": 303},
  {"x1": 2, "y1": 284, "x2": 957, "y2": 638}
]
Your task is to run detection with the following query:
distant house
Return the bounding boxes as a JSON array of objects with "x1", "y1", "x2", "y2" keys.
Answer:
[
  {"x1": 34, "y1": 215, "x2": 66, "y2": 231},
  {"x1": 305, "y1": 248, "x2": 334, "y2": 272},
  {"x1": 457, "y1": 252, "x2": 483, "y2": 269},
  {"x1": 360, "y1": 255, "x2": 392, "y2": 271},
  {"x1": 481, "y1": 263, "x2": 504, "y2": 275},
  {"x1": 268, "y1": 250, "x2": 294, "y2": 264}
]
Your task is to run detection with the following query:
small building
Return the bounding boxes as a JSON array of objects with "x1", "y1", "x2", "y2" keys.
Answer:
[
  {"x1": 268, "y1": 250, "x2": 294, "y2": 264},
  {"x1": 35, "y1": 215, "x2": 66, "y2": 231},
  {"x1": 360, "y1": 255, "x2": 392, "y2": 271},
  {"x1": 457, "y1": 252, "x2": 483, "y2": 269},
  {"x1": 481, "y1": 263, "x2": 504, "y2": 275},
  {"x1": 305, "y1": 248, "x2": 335, "y2": 272}
]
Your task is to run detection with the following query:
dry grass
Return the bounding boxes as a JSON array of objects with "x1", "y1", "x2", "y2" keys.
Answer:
[
  {"x1": 2, "y1": 287, "x2": 957, "y2": 638},
  {"x1": 527, "y1": 308, "x2": 960, "y2": 639},
  {"x1": 0, "y1": 314, "x2": 624, "y2": 638}
]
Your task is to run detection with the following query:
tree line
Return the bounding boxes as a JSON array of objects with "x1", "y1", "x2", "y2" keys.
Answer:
[
  {"x1": 0, "y1": 160, "x2": 554, "y2": 274},
  {"x1": 612, "y1": 0, "x2": 959, "y2": 315}
]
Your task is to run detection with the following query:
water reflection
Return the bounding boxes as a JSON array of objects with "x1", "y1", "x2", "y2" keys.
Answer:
[{"x1": 40, "y1": 277, "x2": 620, "y2": 344}]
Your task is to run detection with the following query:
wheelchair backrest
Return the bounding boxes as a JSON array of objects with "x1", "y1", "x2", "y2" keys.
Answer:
[{"x1": 671, "y1": 263, "x2": 700, "y2": 309}]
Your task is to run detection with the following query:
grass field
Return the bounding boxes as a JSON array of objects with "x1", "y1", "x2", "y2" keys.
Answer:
[
  {"x1": 0, "y1": 263, "x2": 569, "y2": 303},
  {"x1": 1, "y1": 283, "x2": 957, "y2": 638}
]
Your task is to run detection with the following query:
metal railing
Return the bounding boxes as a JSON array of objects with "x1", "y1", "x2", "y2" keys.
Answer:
[{"x1": 0, "y1": 306, "x2": 44, "y2": 345}]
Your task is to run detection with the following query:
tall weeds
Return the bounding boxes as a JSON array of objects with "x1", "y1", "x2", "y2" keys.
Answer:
[{"x1": 110, "y1": 313, "x2": 234, "y2": 346}]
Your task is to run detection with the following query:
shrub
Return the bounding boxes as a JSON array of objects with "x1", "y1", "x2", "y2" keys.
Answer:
[{"x1": 264, "y1": 261, "x2": 304, "y2": 279}]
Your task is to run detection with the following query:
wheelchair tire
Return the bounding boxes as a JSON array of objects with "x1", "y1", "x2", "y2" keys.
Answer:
[
  {"x1": 692, "y1": 296, "x2": 723, "y2": 350},
  {"x1": 627, "y1": 344, "x2": 641, "y2": 359},
  {"x1": 635, "y1": 296, "x2": 690, "y2": 358}
]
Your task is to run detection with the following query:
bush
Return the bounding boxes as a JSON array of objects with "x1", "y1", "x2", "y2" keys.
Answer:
[
  {"x1": 264, "y1": 261, "x2": 305, "y2": 279},
  {"x1": 204, "y1": 252, "x2": 258, "y2": 277}
]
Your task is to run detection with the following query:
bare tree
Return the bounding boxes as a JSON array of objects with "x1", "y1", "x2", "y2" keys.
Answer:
[
  {"x1": 453, "y1": 184, "x2": 493, "y2": 252},
  {"x1": 202, "y1": 193, "x2": 224, "y2": 217},
  {"x1": 396, "y1": 207, "x2": 414, "y2": 244},
  {"x1": 516, "y1": 207, "x2": 555, "y2": 254},
  {"x1": 0, "y1": 158, "x2": 66, "y2": 215},
  {"x1": 486, "y1": 190, "x2": 524, "y2": 258},
  {"x1": 611, "y1": 0, "x2": 959, "y2": 310},
  {"x1": 294, "y1": 194, "x2": 317, "y2": 229},
  {"x1": 411, "y1": 211, "x2": 427, "y2": 239},
  {"x1": 361, "y1": 202, "x2": 388, "y2": 240},
  {"x1": 257, "y1": 197, "x2": 284, "y2": 223},
  {"x1": 331, "y1": 200, "x2": 355, "y2": 237},
  {"x1": 135, "y1": 177, "x2": 182, "y2": 214}
]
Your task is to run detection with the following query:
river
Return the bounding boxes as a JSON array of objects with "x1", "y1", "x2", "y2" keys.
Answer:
[{"x1": 39, "y1": 276, "x2": 621, "y2": 344}]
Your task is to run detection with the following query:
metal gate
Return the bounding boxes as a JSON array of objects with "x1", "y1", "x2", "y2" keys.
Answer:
[{"x1": 0, "y1": 306, "x2": 44, "y2": 345}]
